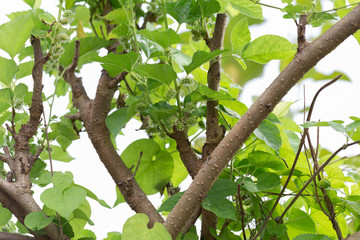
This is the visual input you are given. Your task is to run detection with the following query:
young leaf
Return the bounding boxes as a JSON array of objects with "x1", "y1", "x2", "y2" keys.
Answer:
[
  {"x1": 254, "y1": 119, "x2": 282, "y2": 153},
  {"x1": 255, "y1": 172, "x2": 281, "y2": 191},
  {"x1": 157, "y1": 192, "x2": 184, "y2": 212},
  {"x1": 133, "y1": 64, "x2": 177, "y2": 86},
  {"x1": 184, "y1": 49, "x2": 228, "y2": 74},
  {"x1": 15, "y1": 61, "x2": 33, "y2": 80},
  {"x1": 61, "y1": 37, "x2": 115, "y2": 68},
  {"x1": 242, "y1": 35, "x2": 296, "y2": 64},
  {"x1": 0, "y1": 57, "x2": 19, "y2": 86},
  {"x1": 186, "y1": 84, "x2": 234, "y2": 102},
  {"x1": 0, "y1": 204, "x2": 12, "y2": 225},
  {"x1": 139, "y1": 29, "x2": 182, "y2": 49},
  {"x1": 40, "y1": 186, "x2": 87, "y2": 219},
  {"x1": 201, "y1": 179, "x2": 237, "y2": 220},
  {"x1": 73, "y1": 184, "x2": 111, "y2": 209},
  {"x1": 100, "y1": 51, "x2": 139, "y2": 77},
  {"x1": 231, "y1": 18, "x2": 251, "y2": 53},
  {"x1": 104, "y1": 8, "x2": 129, "y2": 23},
  {"x1": 122, "y1": 214, "x2": 171, "y2": 240},
  {"x1": 248, "y1": 151, "x2": 286, "y2": 170},
  {"x1": 52, "y1": 171, "x2": 74, "y2": 192},
  {"x1": 0, "y1": 13, "x2": 34, "y2": 58},
  {"x1": 121, "y1": 139, "x2": 174, "y2": 195},
  {"x1": 165, "y1": 0, "x2": 201, "y2": 24},
  {"x1": 106, "y1": 107, "x2": 135, "y2": 137},
  {"x1": 24, "y1": 212, "x2": 54, "y2": 231},
  {"x1": 40, "y1": 145, "x2": 75, "y2": 162},
  {"x1": 23, "y1": 0, "x2": 41, "y2": 8},
  {"x1": 231, "y1": 0, "x2": 263, "y2": 20},
  {"x1": 198, "y1": 0, "x2": 221, "y2": 18},
  {"x1": 285, "y1": 209, "x2": 316, "y2": 236}
]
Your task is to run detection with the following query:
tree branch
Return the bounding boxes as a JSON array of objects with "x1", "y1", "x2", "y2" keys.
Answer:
[
  {"x1": 201, "y1": 13, "x2": 227, "y2": 240},
  {"x1": 169, "y1": 129, "x2": 200, "y2": 179},
  {"x1": 86, "y1": 70, "x2": 163, "y2": 225},
  {"x1": 0, "y1": 232, "x2": 35, "y2": 240},
  {"x1": 64, "y1": 42, "x2": 163, "y2": 226},
  {"x1": 164, "y1": 4, "x2": 360, "y2": 239}
]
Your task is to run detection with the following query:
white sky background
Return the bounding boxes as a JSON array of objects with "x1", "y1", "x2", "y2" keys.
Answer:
[{"x1": 1, "y1": 0, "x2": 360, "y2": 238}]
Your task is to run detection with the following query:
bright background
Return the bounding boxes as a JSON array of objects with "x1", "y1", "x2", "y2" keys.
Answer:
[{"x1": 1, "y1": 1, "x2": 360, "y2": 238}]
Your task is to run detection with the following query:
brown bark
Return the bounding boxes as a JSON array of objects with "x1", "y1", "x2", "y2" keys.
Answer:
[
  {"x1": 201, "y1": 13, "x2": 227, "y2": 240},
  {"x1": 0, "y1": 37, "x2": 63, "y2": 240},
  {"x1": 164, "y1": 4, "x2": 360, "y2": 239},
  {"x1": 63, "y1": 41, "x2": 163, "y2": 226}
]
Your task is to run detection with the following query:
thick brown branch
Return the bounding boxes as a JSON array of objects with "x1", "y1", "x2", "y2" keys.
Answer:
[
  {"x1": 201, "y1": 13, "x2": 227, "y2": 239},
  {"x1": 0, "y1": 232, "x2": 35, "y2": 240},
  {"x1": 164, "y1": 4, "x2": 360, "y2": 239},
  {"x1": 86, "y1": 70, "x2": 163, "y2": 225},
  {"x1": 64, "y1": 40, "x2": 162, "y2": 225},
  {"x1": 169, "y1": 129, "x2": 200, "y2": 179}
]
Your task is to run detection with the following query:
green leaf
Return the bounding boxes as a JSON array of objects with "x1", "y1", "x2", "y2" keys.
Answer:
[
  {"x1": 208, "y1": 179, "x2": 237, "y2": 197},
  {"x1": 231, "y1": 18, "x2": 251, "y2": 53},
  {"x1": 254, "y1": 119, "x2": 282, "y2": 153},
  {"x1": 74, "y1": 184, "x2": 111, "y2": 209},
  {"x1": 216, "y1": 104, "x2": 241, "y2": 119},
  {"x1": 121, "y1": 139, "x2": 174, "y2": 195},
  {"x1": 15, "y1": 61, "x2": 33, "y2": 80},
  {"x1": 263, "y1": 220, "x2": 288, "y2": 239},
  {"x1": 186, "y1": 84, "x2": 234, "y2": 102},
  {"x1": 293, "y1": 234, "x2": 333, "y2": 240},
  {"x1": 104, "y1": 8, "x2": 129, "y2": 23},
  {"x1": 40, "y1": 145, "x2": 75, "y2": 162},
  {"x1": 52, "y1": 171, "x2": 74, "y2": 192},
  {"x1": 73, "y1": 209, "x2": 94, "y2": 226},
  {"x1": 139, "y1": 29, "x2": 182, "y2": 49},
  {"x1": 0, "y1": 204, "x2": 12, "y2": 225},
  {"x1": 285, "y1": 209, "x2": 316, "y2": 235},
  {"x1": 184, "y1": 49, "x2": 228, "y2": 74},
  {"x1": 0, "y1": 13, "x2": 34, "y2": 58},
  {"x1": 106, "y1": 107, "x2": 135, "y2": 137},
  {"x1": 105, "y1": 232, "x2": 122, "y2": 240},
  {"x1": 242, "y1": 35, "x2": 296, "y2": 64},
  {"x1": 202, "y1": 197, "x2": 236, "y2": 220},
  {"x1": 133, "y1": 64, "x2": 177, "y2": 86},
  {"x1": 24, "y1": 212, "x2": 54, "y2": 231},
  {"x1": 61, "y1": 37, "x2": 115, "y2": 68},
  {"x1": 123, "y1": 214, "x2": 171, "y2": 240},
  {"x1": 0, "y1": 57, "x2": 19, "y2": 86},
  {"x1": 23, "y1": 0, "x2": 41, "y2": 8},
  {"x1": 248, "y1": 151, "x2": 286, "y2": 170},
  {"x1": 40, "y1": 186, "x2": 87, "y2": 219},
  {"x1": 256, "y1": 172, "x2": 281, "y2": 191},
  {"x1": 273, "y1": 101, "x2": 295, "y2": 117},
  {"x1": 165, "y1": 0, "x2": 201, "y2": 24},
  {"x1": 202, "y1": 179, "x2": 237, "y2": 220},
  {"x1": 199, "y1": 0, "x2": 221, "y2": 18},
  {"x1": 65, "y1": 0, "x2": 75, "y2": 9},
  {"x1": 231, "y1": 0, "x2": 263, "y2": 20},
  {"x1": 310, "y1": 12, "x2": 337, "y2": 27},
  {"x1": 0, "y1": 88, "x2": 12, "y2": 113},
  {"x1": 100, "y1": 51, "x2": 139, "y2": 77},
  {"x1": 158, "y1": 192, "x2": 184, "y2": 212}
]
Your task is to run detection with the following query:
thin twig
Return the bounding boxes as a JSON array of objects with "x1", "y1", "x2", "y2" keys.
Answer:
[
  {"x1": 236, "y1": 185, "x2": 247, "y2": 240},
  {"x1": 279, "y1": 140, "x2": 360, "y2": 222},
  {"x1": 42, "y1": 111, "x2": 54, "y2": 177},
  {"x1": 133, "y1": 151, "x2": 143, "y2": 178},
  {"x1": 251, "y1": 75, "x2": 341, "y2": 240}
]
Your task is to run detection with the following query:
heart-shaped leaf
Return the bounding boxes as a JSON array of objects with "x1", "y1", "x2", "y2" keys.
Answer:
[
  {"x1": 122, "y1": 214, "x2": 171, "y2": 240},
  {"x1": 40, "y1": 186, "x2": 86, "y2": 219}
]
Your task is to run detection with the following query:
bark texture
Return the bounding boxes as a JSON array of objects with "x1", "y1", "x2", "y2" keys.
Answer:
[{"x1": 63, "y1": 41, "x2": 163, "y2": 226}]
